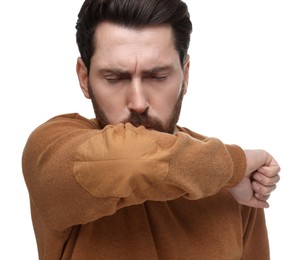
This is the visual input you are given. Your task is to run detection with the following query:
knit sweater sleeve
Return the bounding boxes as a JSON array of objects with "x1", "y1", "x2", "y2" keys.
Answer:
[{"x1": 22, "y1": 113, "x2": 246, "y2": 231}]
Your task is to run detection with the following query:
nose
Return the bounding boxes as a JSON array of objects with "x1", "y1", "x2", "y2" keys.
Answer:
[{"x1": 127, "y1": 78, "x2": 149, "y2": 114}]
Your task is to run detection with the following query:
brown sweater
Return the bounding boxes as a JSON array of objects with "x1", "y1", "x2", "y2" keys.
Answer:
[{"x1": 22, "y1": 113, "x2": 269, "y2": 259}]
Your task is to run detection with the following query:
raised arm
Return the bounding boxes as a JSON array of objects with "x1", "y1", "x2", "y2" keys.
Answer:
[{"x1": 22, "y1": 113, "x2": 246, "y2": 231}]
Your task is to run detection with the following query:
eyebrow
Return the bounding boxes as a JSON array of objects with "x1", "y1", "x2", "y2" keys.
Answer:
[{"x1": 143, "y1": 66, "x2": 171, "y2": 74}]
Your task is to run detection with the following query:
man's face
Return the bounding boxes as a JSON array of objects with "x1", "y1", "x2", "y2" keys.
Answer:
[{"x1": 77, "y1": 22, "x2": 189, "y2": 133}]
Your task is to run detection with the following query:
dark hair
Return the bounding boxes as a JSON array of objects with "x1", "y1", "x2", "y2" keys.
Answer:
[{"x1": 76, "y1": 0, "x2": 192, "y2": 72}]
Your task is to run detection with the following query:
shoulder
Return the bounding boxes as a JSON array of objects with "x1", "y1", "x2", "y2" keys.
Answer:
[
  {"x1": 24, "y1": 113, "x2": 99, "y2": 150},
  {"x1": 44, "y1": 113, "x2": 99, "y2": 129},
  {"x1": 176, "y1": 126, "x2": 208, "y2": 141}
]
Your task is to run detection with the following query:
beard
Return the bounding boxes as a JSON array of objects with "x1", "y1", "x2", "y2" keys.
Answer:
[{"x1": 88, "y1": 83, "x2": 185, "y2": 134}]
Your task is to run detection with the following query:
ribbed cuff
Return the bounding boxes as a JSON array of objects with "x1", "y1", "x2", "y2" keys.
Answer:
[{"x1": 225, "y1": 144, "x2": 246, "y2": 187}]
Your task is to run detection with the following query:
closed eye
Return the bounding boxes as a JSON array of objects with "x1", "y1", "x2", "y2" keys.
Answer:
[
  {"x1": 99, "y1": 69, "x2": 131, "y2": 84},
  {"x1": 105, "y1": 77, "x2": 123, "y2": 84},
  {"x1": 145, "y1": 74, "x2": 168, "y2": 82},
  {"x1": 103, "y1": 75, "x2": 130, "y2": 84}
]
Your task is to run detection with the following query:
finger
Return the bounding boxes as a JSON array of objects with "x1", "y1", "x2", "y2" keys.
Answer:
[
  {"x1": 253, "y1": 172, "x2": 280, "y2": 186},
  {"x1": 254, "y1": 192, "x2": 270, "y2": 202},
  {"x1": 252, "y1": 181, "x2": 276, "y2": 196},
  {"x1": 258, "y1": 161, "x2": 281, "y2": 178},
  {"x1": 241, "y1": 196, "x2": 270, "y2": 209},
  {"x1": 263, "y1": 154, "x2": 280, "y2": 169}
]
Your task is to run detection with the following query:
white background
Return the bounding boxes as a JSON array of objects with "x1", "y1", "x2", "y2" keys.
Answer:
[{"x1": 1, "y1": 0, "x2": 301, "y2": 259}]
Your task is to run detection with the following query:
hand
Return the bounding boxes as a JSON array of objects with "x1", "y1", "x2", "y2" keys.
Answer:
[{"x1": 228, "y1": 150, "x2": 280, "y2": 208}]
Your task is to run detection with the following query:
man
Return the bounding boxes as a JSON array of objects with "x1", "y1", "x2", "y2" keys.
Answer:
[{"x1": 22, "y1": 0, "x2": 280, "y2": 259}]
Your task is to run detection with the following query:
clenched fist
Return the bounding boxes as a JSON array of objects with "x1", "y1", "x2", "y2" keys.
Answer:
[{"x1": 229, "y1": 150, "x2": 281, "y2": 208}]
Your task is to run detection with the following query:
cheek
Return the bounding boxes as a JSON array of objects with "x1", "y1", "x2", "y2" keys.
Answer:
[
  {"x1": 150, "y1": 84, "x2": 182, "y2": 120},
  {"x1": 90, "y1": 85, "x2": 129, "y2": 124}
]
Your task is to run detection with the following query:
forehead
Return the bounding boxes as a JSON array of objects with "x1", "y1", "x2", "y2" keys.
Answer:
[{"x1": 91, "y1": 22, "x2": 180, "y2": 71}]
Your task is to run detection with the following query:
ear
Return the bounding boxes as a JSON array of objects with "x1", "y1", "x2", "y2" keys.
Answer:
[
  {"x1": 76, "y1": 57, "x2": 90, "y2": 99},
  {"x1": 183, "y1": 55, "x2": 190, "y2": 95}
]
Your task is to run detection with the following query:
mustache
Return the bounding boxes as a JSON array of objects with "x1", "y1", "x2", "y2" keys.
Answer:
[{"x1": 122, "y1": 111, "x2": 164, "y2": 131}]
